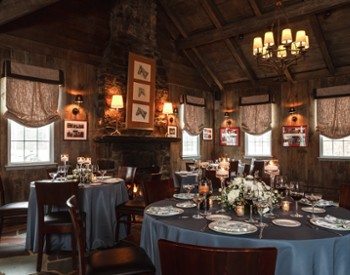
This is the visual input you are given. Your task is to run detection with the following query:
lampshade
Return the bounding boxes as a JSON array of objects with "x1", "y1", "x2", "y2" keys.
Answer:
[
  {"x1": 163, "y1": 102, "x2": 173, "y2": 114},
  {"x1": 111, "y1": 95, "x2": 124, "y2": 109}
]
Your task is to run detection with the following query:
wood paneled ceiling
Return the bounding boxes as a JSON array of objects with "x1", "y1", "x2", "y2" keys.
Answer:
[{"x1": 1, "y1": 0, "x2": 350, "y2": 90}]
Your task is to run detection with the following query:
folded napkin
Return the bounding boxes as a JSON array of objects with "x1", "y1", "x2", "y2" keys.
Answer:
[
  {"x1": 213, "y1": 222, "x2": 249, "y2": 233},
  {"x1": 323, "y1": 215, "x2": 350, "y2": 229}
]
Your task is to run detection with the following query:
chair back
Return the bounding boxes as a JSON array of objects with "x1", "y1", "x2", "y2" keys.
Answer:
[
  {"x1": 339, "y1": 184, "x2": 350, "y2": 210},
  {"x1": 251, "y1": 160, "x2": 265, "y2": 178},
  {"x1": 158, "y1": 239, "x2": 277, "y2": 275},
  {"x1": 143, "y1": 172, "x2": 170, "y2": 205},
  {"x1": 205, "y1": 170, "x2": 221, "y2": 190},
  {"x1": 229, "y1": 160, "x2": 239, "y2": 177},
  {"x1": 66, "y1": 195, "x2": 86, "y2": 275},
  {"x1": 243, "y1": 164, "x2": 251, "y2": 176},
  {"x1": 117, "y1": 166, "x2": 137, "y2": 186}
]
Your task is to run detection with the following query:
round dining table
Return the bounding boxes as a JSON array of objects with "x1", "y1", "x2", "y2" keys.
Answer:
[
  {"x1": 26, "y1": 178, "x2": 129, "y2": 252},
  {"x1": 140, "y1": 197, "x2": 350, "y2": 275}
]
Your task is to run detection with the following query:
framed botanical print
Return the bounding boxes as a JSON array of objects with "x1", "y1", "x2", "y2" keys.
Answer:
[
  {"x1": 203, "y1": 128, "x2": 213, "y2": 140},
  {"x1": 282, "y1": 125, "x2": 308, "y2": 147},
  {"x1": 167, "y1": 126, "x2": 177, "y2": 138},
  {"x1": 220, "y1": 127, "x2": 239, "y2": 146},
  {"x1": 64, "y1": 120, "x2": 87, "y2": 141},
  {"x1": 126, "y1": 52, "x2": 155, "y2": 130}
]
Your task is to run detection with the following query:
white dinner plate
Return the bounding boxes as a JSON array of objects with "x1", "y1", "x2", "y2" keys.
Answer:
[
  {"x1": 310, "y1": 217, "x2": 350, "y2": 231},
  {"x1": 208, "y1": 220, "x2": 257, "y2": 235},
  {"x1": 206, "y1": 214, "x2": 232, "y2": 221},
  {"x1": 301, "y1": 207, "x2": 326, "y2": 214},
  {"x1": 96, "y1": 176, "x2": 112, "y2": 180},
  {"x1": 173, "y1": 193, "x2": 195, "y2": 200},
  {"x1": 299, "y1": 198, "x2": 334, "y2": 207},
  {"x1": 145, "y1": 206, "x2": 184, "y2": 217},
  {"x1": 272, "y1": 219, "x2": 301, "y2": 227},
  {"x1": 176, "y1": 201, "x2": 196, "y2": 208}
]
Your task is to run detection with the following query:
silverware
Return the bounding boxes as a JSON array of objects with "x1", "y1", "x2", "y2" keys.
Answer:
[{"x1": 307, "y1": 222, "x2": 343, "y2": 236}]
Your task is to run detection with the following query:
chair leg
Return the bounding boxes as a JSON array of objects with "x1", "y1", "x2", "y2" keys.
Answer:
[{"x1": 37, "y1": 233, "x2": 44, "y2": 272}]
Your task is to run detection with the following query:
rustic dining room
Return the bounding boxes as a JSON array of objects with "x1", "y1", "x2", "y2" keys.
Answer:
[{"x1": 0, "y1": 0, "x2": 350, "y2": 275}]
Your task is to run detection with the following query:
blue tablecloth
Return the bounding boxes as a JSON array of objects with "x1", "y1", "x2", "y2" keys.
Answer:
[
  {"x1": 25, "y1": 179, "x2": 129, "y2": 252},
  {"x1": 140, "y1": 199, "x2": 350, "y2": 275}
]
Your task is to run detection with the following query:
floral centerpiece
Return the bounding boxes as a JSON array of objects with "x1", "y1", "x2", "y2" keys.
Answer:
[
  {"x1": 72, "y1": 167, "x2": 93, "y2": 183},
  {"x1": 221, "y1": 175, "x2": 278, "y2": 209}
]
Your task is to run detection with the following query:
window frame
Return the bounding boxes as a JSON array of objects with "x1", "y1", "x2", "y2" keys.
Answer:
[
  {"x1": 7, "y1": 120, "x2": 55, "y2": 167},
  {"x1": 244, "y1": 130, "x2": 272, "y2": 158},
  {"x1": 319, "y1": 134, "x2": 350, "y2": 160}
]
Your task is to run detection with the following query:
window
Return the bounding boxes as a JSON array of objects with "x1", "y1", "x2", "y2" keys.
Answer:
[
  {"x1": 182, "y1": 130, "x2": 200, "y2": 159},
  {"x1": 8, "y1": 120, "x2": 54, "y2": 166},
  {"x1": 320, "y1": 135, "x2": 350, "y2": 159},
  {"x1": 245, "y1": 130, "x2": 272, "y2": 157}
]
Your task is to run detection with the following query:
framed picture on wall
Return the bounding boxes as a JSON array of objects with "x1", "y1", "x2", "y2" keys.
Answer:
[
  {"x1": 203, "y1": 128, "x2": 213, "y2": 140},
  {"x1": 282, "y1": 125, "x2": 308, "y2": 147},
  {"x1": 220, "y1": 127, "x2": 239, "y2": 146},
  {"x1": 126, "y1": 52, "x2": 155, "y2": 130},
  {"x1": 167, "y1": 126, "x2": 177, "y2": 138},
  {"x1": 64, "y1": 120, "x2": 87, "y2": 141}
]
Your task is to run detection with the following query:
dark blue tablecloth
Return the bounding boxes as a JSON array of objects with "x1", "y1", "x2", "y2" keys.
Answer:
[
  {"x1": 141, "y1": 199, "x2": 350, "y2": 275},
  {"x1": 26, "y1": 179, "x2": 129, "y2": 252}
]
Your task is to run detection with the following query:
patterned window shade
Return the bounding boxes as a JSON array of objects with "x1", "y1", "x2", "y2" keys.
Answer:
[
  {"x1": 182, "y1": 95, "x2": 205, "y2": 135},
  {"x1": 315, "y1": 85, "x2": 350, "y2": 138},
  {"x1": 2, "y1": 61, "x2": 63, "y2": 127},
  {"x1": 240, "y1": 94, "x2": 272, "y2": 135}
]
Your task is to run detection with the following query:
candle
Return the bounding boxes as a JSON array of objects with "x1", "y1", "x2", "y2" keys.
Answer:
[
  {"x1": 281, "y1": 201, "x2": 291, "y2": 212},
  {"x1": 77, "y1": 157, "x2": 85, "y2": 164},
  {"x1": 235, "y1": 205, "x2": 245, "y2": 217},
  {"x1": 85, "y1": 157, "x2": 91, "y2": 165},
  {"x1": 61, "y1": 154, "x2": 69, "y2": 162}
]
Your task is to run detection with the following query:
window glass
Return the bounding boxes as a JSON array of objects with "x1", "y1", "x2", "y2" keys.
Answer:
[
  {"x1": 245, "y1": 130, "x2": 272, "y2": 157},
  {"x1": 9, "y1": 120, "x2": 53, "y2": 165},
  {"x1": 182, "y1": 130, "x2": 200, "y2": 159},
  {"x1": 320, "y1": 135, "x2": 350, "y2": 158}
]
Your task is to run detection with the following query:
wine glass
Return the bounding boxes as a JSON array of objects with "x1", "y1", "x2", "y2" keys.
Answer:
[
  {"x1": 216, "y1": 164, "x2": 229, "y2": 213},
  {"x1": 99, "y1": 169, "x2": 107, "y2": 181},
  {"x1": 49, "y1": 172, "x2": 57, "y2": 182},
  {"x1": 192, "y1": 193, "x2": 204, "y2": 219},
  {"x1": 254, "y1": 198, "x2": 270, "y2": 227},
  {"x1": 244, "y1": 193, "x2": 258, "y2": 223},
  {"x1": 57, "y1": 166, "x2": 67, "y2": 181},
  {"x1": 275, "y1": 175, "x2": 287, "y2": 198},
  {"x1": 305, "y1": 192, "x2": 322, "y2": 219},
  {"x1": 183, "y1": 183, "x2": 195, "y2": 194},
  {"x1": 290, "y1": 182, "x2": 304, "y2": 218},
  {"x1": 91, "y1": 164, "x2": 99, "y2": 176}
]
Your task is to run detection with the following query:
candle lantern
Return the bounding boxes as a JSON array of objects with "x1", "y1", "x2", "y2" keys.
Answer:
[{"x1": 281, "y1": 200, "x2": 291, "y2": 212}]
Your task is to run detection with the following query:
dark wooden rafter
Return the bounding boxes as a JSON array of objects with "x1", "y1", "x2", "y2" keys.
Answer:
[
  {"x1": 200, "y1": 0, "x2": 257, "y2": 86},
  {"x1": 0, "y1": 0, "x2": 59, "y2": 26},
  {"x1": 309, "y1": 15, "x2": 335, "y2": 75},
  {"x1": 248, "y1": 0, "x2": 262, "y2": 16},
  {"x1": 158, "y1": 0, "x2": 223, "y2": 90},
  {"x1": 177, "y1": 0, "x2": 350, "y2": 50}
]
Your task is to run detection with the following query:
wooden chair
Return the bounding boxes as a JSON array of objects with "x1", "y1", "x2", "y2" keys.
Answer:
[
  {"x1": 116, "y1": 166, "x2": 137, "y2": 199},
  {"x1": 205, "y1": 170, "x2": 221, "y2": 190},
  {"x1": 229, "y1": 160, "x2": 239, "y2": 177},
  {"x1": 0, "y1": 174, "x2": 28, "y2": 240},
  {"x1": 67, "y1": 195, "x2": 155, "y2": 275},
  {"x1": 115, "y1": 172, "x2": 167, "y2": 241},
  {"x1": 251, "y1": 160, "x2": 265, "y2": 178},
  {"x1": 243, "y1": 164, "x2": 251, "y2": 176},
  {"x1": 339, "y1": 184, "x2": 350, "y2": 210},
  {"x1": 34, "y1": 180, "x2": 79, "y2": 272},
  {"x1": 158, "y1": 239, "x2": 278, "y2": 275}
]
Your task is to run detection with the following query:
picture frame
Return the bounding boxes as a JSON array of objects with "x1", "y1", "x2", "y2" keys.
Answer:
[
  {"x1": 167, "y1": 126, "x2": 177, "y2": 138},
  {"x1": 220, "y1": 127, "x2": 240, "y2": 146},
  {"x1": 282, "y1": 125, "x2": 308, "y2": 147},
  {"x1": 203, "y1": 128, "x2": 213, "y2": 140},
  {"x1": 126, "y1": 52, "x2": 155, "y2": 130},
  {"x1": 64, "y1": 120, "x2": 87, "y2": 141}
]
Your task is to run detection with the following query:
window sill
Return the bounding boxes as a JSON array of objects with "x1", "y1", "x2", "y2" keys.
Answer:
[
  {"x1": 318, "y1": 157, "x2": 350, "y2": 161},
  {"x1": 5, "y1": 163, "x2": 57, "y2": 170}
]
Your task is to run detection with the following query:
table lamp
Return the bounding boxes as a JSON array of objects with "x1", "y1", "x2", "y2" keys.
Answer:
[{"x1": 111, "y1": 95, "x2": 124, "y2": 135}]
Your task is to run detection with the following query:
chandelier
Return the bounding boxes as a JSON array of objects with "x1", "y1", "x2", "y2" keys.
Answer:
[{"x1": 252, "y1": 0, "x2": 309, "y2": 78}]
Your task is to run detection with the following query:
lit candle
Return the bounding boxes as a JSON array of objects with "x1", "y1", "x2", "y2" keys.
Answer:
[
  {"x1": 235, "y1": 205, "x2": 245, "y2": 217},
  {"x1": 77, "y1": 157, "x2": 85, "y2": 164},
  {"x1": 281, "y1": 201, "x2": 291, "y2": 212},
  {"x1": 61, "y1": 154, "x2": 69, "y2": 162},
  {"x1": 85, "y1": 157, "x2": 91, "y2": 165}
]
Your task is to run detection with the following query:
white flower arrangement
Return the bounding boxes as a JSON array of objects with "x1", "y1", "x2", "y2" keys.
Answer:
[{"x1": 222, "y1": 176, "x2": 277, "y2": 209}]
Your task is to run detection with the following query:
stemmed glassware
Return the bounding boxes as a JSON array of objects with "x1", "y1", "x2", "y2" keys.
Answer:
[
  {"x1": 216, "y1": 162, "x2": 230, "y2": 213},
  {"x1": 49, "y1": 172, "x2": 57, "y2": 182},
  {"x1": 290, "y1": 182, "x2": 304, "y2": 218},
  {"x1": 98, "y1": 169, "x2": 107, "y2": 181},
  {"x1": 57, "y1": 166, "x2": 68, "y2": 181},
  {"x1": 192, "y1": 193, "x2": 204, "y2": 219},
  {"x1": 183, "y1": 183, "x2": 195, "y2": 194},
  {"x1": 305, "y1": 192, "x2": 323, "y2": 219},
  {"x1": 254, "y1": 198, "x2": 270, "y2": 227},
  {"x1": 244, "y1": 192, "x2": 258, "y2": 223}
]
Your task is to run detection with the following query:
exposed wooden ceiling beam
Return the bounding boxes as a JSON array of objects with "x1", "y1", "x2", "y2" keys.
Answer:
[
  {"x1": 248, "y1": 0, "x2": 262, "y2": 16},
  {"x1": 0, "y1": 0, "x2": 59, "y2": 26},
  {"x1": 177, "y1": 0, "x2": 350, "y2": 50},
  {"x1": 158, "y1": 0, "x2": 223, "y2": 90},
  {"x1": 201, "y1": 0, "x2": 257, "y2": 86},
  {"x1": 309, "y1": 14, "x2": 335, "y2": 75}
]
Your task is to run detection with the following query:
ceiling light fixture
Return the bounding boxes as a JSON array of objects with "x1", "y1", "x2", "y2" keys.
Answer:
[{"x1": 252, "y1": 0, "x2": 309, "y2": 78}]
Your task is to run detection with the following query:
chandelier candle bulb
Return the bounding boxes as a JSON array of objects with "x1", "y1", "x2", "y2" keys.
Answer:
[
  {"x1": 281, "y1": 28, "x2": 292, "y2": 44},
  {"x1": 264, "y1": 31, "x2": 275, "y2": 47},
  {"x1": 295, "y1": 30, "x2": 306, "y2": 47},
  {"x1": 253, "y1": 37, "x2": 263, "y2": 55}
]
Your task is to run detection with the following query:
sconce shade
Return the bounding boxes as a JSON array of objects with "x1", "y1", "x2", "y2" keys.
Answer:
[
  {"x1": 163, "y1": 102, "x2": 173, "y2": 114},
  {"x1": 75, "y1": 95, "x2": 83, "y2": 104},
  {"x1": 289, "y1": 107, "x2": 296, "y2": 114},
  {"x1": 111, "y1": 95, "x2": 124, "y2": 109},
  {"x1": 224, "y1": 112, "x2": 230, "y2": 118}
]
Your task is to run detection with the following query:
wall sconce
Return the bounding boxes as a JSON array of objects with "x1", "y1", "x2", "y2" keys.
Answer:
[
  {"x1": 289, "y1": 107, "x2": 297, "y2": 122},
  {"x1": 72, "y1": 95, "x2": 83, "y2": 115},
  {"x1": 224, "y1": 112, "x2": 230, "y2": 118},
  {"x1": 163, "y1": 101, "x2": 174, "y2": 123},
  {"x1": 111, "y1": 95, "x2": 124, "y2": 135}
]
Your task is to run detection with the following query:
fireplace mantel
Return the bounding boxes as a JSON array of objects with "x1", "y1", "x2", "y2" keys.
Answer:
[{"x1": 94, "y1": 135, "x2": 181, "y2": 144}]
